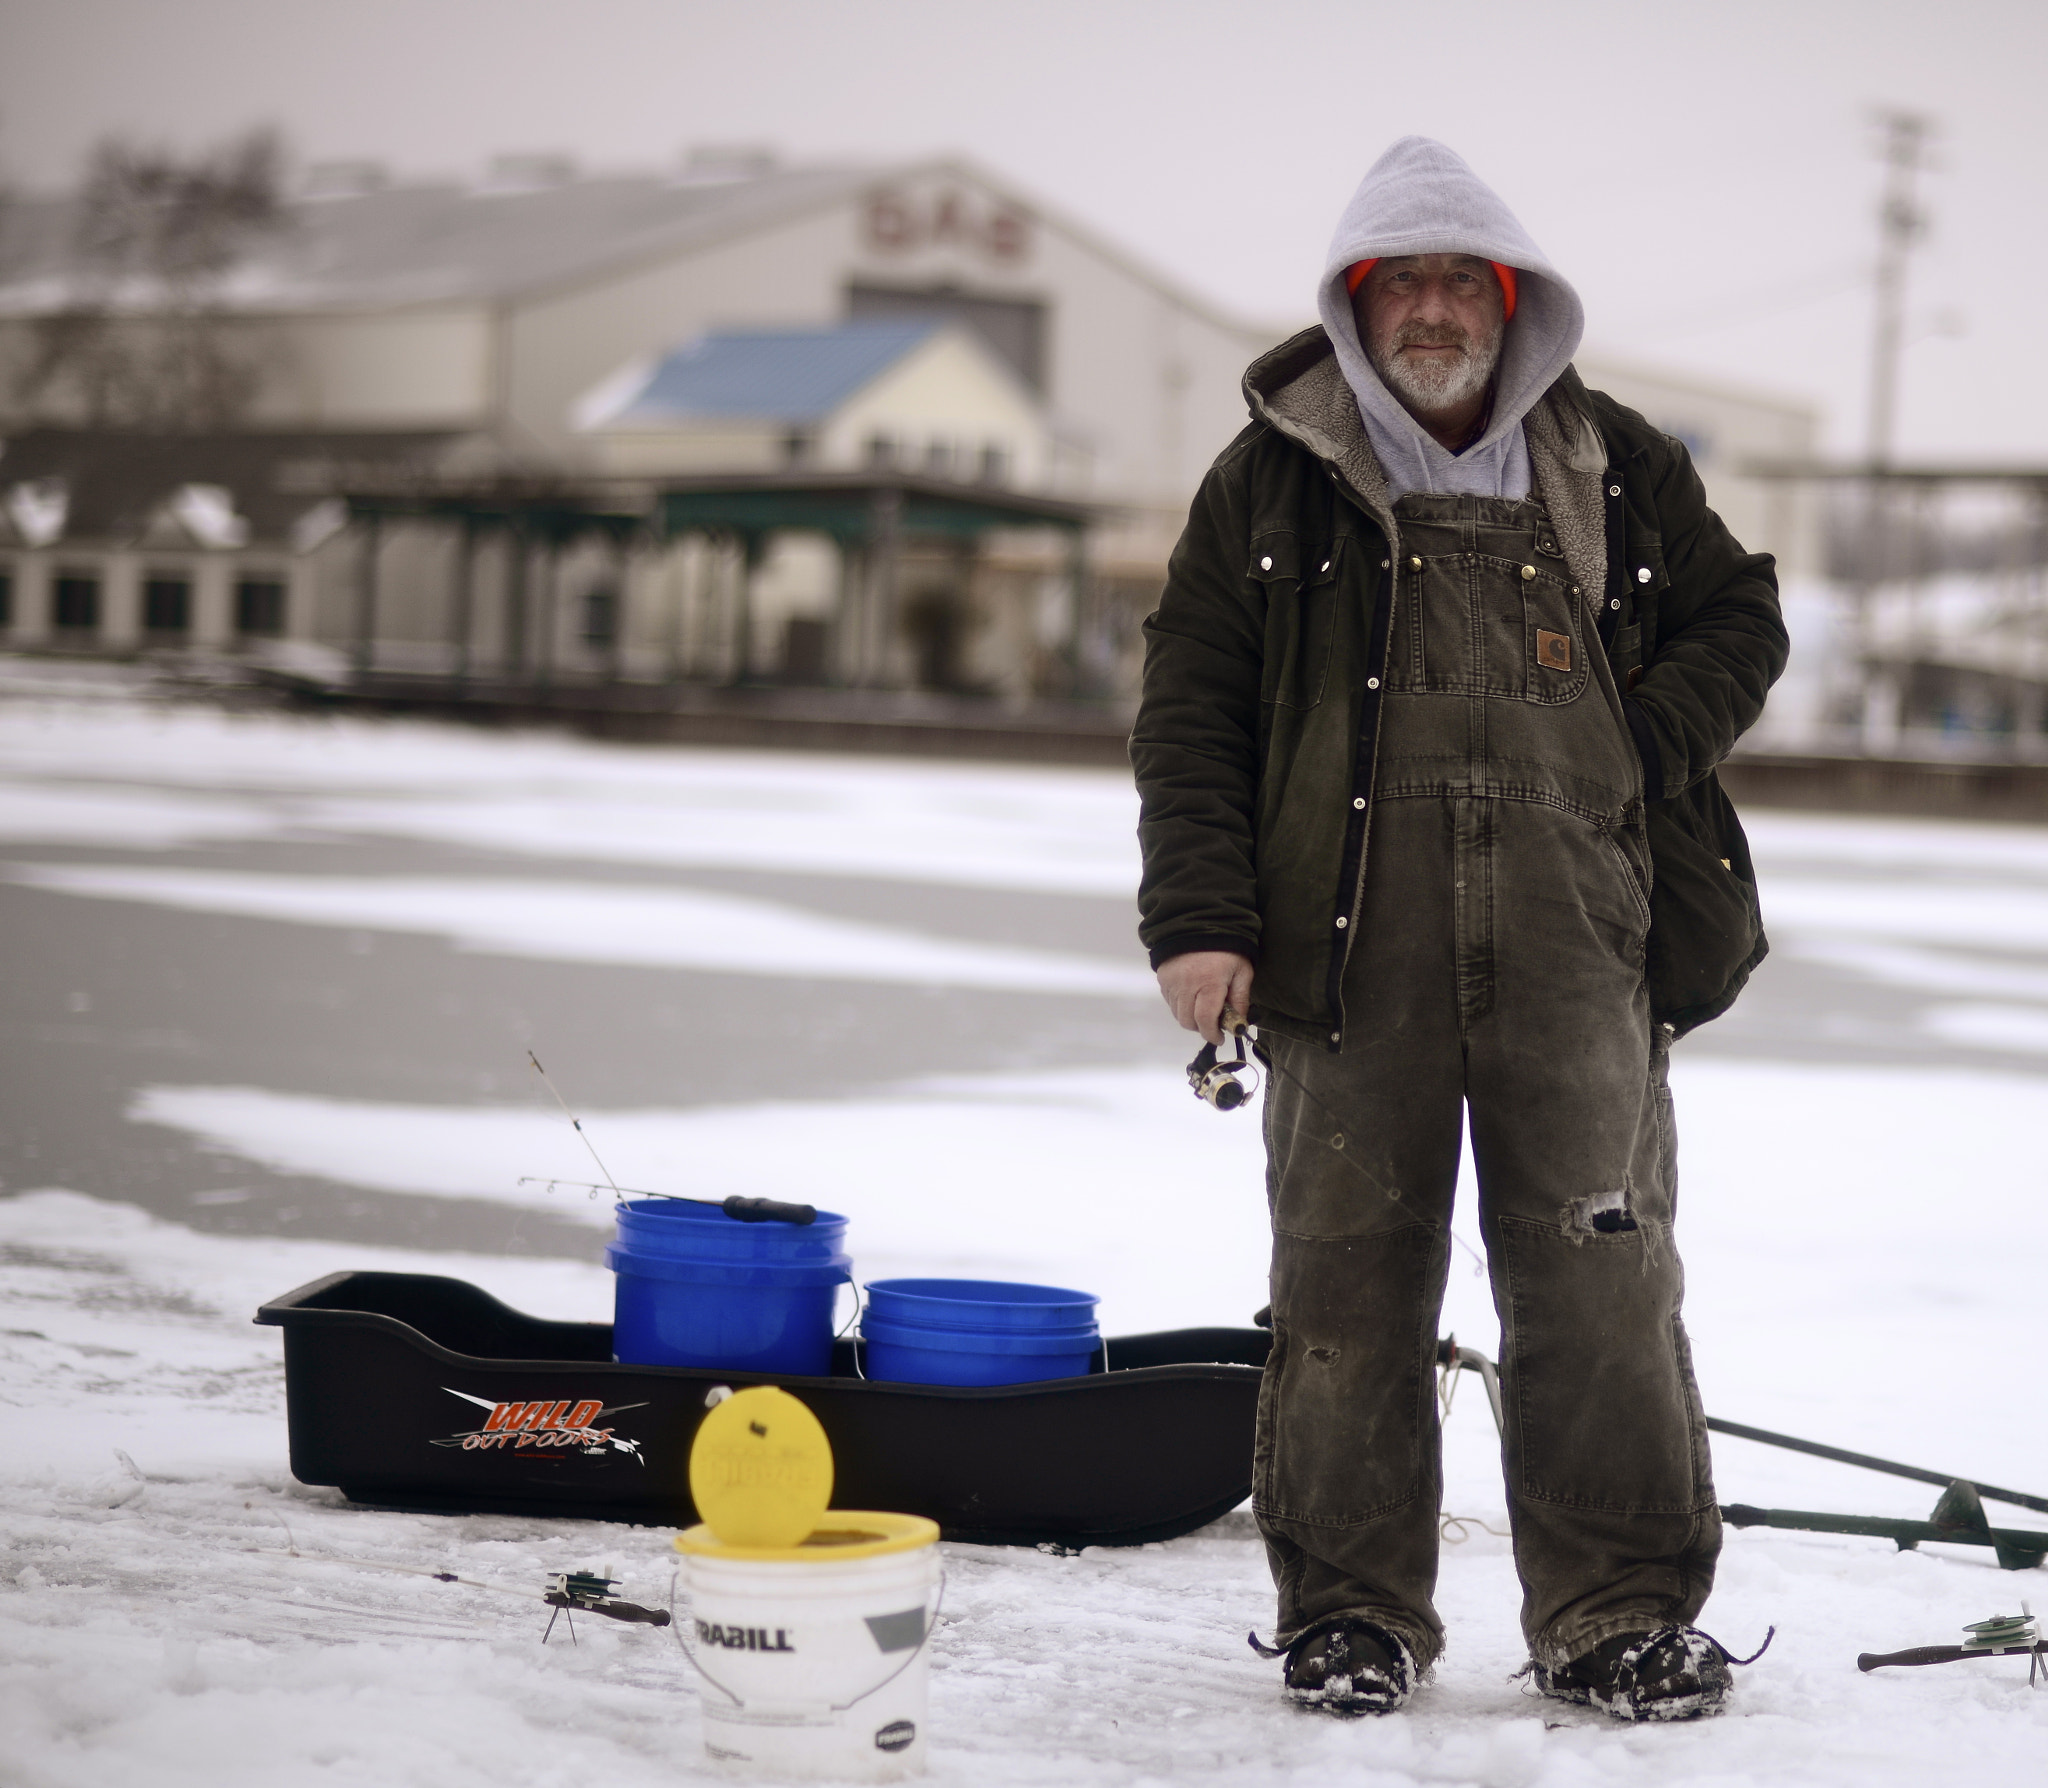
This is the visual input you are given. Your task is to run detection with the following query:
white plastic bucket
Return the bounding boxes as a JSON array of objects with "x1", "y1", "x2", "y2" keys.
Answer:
[{"x1": 678, "y1": 1513, "x2": 942, "y2": 1780}]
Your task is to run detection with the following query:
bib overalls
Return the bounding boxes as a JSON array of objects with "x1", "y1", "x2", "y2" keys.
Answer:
[{"x1": 1253, "y1": 491, "x2": 1721, "y2": 1672}]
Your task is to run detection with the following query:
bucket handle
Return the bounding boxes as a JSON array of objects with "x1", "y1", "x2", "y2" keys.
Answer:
[
  {"x1": 831, "y1": 1567, "x2": 946, "y2": 1713},
  {"x1": 840, "y1": 1284, "x2": 868, "y2": 1380},
  {"x1": 671, "y1": 1566, "x2": 948, "y2": 1715},
  {"x1": 667, "y1": 1571, "x2": 741, "y2": 1704},
  {"x1": 834, "y1": 1282, "x2": 864, "y2": 1346}
]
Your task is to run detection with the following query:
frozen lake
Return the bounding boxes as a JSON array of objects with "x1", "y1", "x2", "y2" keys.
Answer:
[{"x1": 3, "y1": 682, "x2": 2045, "y2": 1786}]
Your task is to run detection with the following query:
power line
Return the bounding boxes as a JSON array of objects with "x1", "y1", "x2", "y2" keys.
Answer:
[{"x1": 1632, "y1": 261, "x2": 1870, "y2": 342}]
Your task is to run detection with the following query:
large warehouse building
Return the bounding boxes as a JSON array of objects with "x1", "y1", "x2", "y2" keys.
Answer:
[{"x1": 0, "y1": 150, "x2": 1816, "y2": 702}]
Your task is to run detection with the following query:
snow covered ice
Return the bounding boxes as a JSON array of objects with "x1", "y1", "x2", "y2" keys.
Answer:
[{"x1": 3, "y1": 684, "x2": 2047, "y2": 1785}]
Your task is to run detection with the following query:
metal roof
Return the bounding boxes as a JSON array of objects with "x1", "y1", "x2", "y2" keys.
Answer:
[
  {"x1": 0, "y1": 164, "x2": 883, "y2": 314},
  {"x1": 651, "y1": 470, "x2": 1094, "y2": 538},
  {"x1": 338, "y1": 470, "x2": 1098, "y2": 540},
  {"x1": 0, "y1": 156, "x2": 1274, "y2": 344},
  {"x1": 609, "y1": 322, "x2": 942, "y2": 426}
]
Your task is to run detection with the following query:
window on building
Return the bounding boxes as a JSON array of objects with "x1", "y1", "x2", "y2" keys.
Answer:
[
  {"x1": 978, "y1": 444, "x2": 1009, "y2": 486},
  {"x1": 902, "y1": 588, "x2": 971, "y2": 692},
  {"x1": 235, "y1": 579, "x2": 286, "y2": 636},
  {"x1": 924, "y1": 440, "x2": 954, "y2": 478},
  {"x1": 581, "y1": 588, "x2": 618, "y2": 649},
  {"x1": 0, "y1": 569, "x2": 12, "y2": 629},
  {"x1": 865, "y1": 433, "x2": 897, "y2": 469},
  {"x1": 782, "y1": 430, "x2": 815, "y2": 467},
  {"x1": 847, "y1": 282, "x2": 1049, "y2": 395},
  {"x1": 53, "y1": 574, "x2": 100, "y2": 632},
  {"x1": 144, "y1": 577, "x2": 192, "y2": 634},
  {"x1": 782, "y1": 617, "x2": 829, "y2": 686}
]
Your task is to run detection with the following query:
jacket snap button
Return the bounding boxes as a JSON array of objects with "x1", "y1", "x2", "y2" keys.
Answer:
[
  {"x1": 1520, "y1": 564, "x2": 1536, "y2": 581},
  {"x1": 1334, "y1": 916, "x2": 1347, "y2": 929},
  {"x1": 1610, "y1": 598, "x2": 1622, "y2": 609},
  {"x1": 1329, "y1": 1031, "x2": 1342, "y2": 1043},
  {"x1": 1381, "y1": 558, "x2": 1390, "y2": 569},
  {"x1": 1366, "y1": 676, "x2": 1380, "y2": 690},
  {"x1": 1352, "y1": 796, "x2": 1366, "y2": 809},
  {"x1": 1637, "y1": 566, "x2": 1652, "y2": 584},
  {"x1": 1409, "y1": 556, "x2": 1422, "y2": 570},
  {"x1": 1260, "y1": 555, "x2": 1273, "y2": 571},
  {"x1": 1609, "y1": 484, "x2": 1622, "y2": 497},
  {"x1": 1320, "y1": 560, "x2": 1330, "y2": 573}
]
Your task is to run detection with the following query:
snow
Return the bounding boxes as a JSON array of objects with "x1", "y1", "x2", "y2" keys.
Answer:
[
  {"x1": 1754, "y1": 876, "x2": 2048, "y2": 955},
  {"x1": 5, "y1": 691, "x2": 2048, "y2": 1785},
  {"x1": 0, "y1": 783, "x2": 285, "y2": 849},
  {"x1": 0, "y1": 701, "x2": 1142, "y2": 896},
  {"x1": 5, "y1": 1185, "x2": 2045, "y2": 1788},
  {"x1": 123, "y1": 1067, "x2": 1277, "y2": 1329},
  {"x1": 114, "y1": 1054, "x2": 2048, "y2": 1484}
]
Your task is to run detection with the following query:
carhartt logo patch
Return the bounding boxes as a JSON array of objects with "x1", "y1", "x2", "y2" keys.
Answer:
[{"x1": 1536, "y1": 630, "x2": 1572, "y2": 671}]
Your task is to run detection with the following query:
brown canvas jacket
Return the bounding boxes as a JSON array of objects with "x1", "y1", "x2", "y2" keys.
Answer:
[{"x1": 1131, "y1": 326, "x2": 1790, "y2": 1045}]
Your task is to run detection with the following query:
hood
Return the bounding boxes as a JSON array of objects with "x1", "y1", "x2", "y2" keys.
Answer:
[{"x1": 1315, "y1": 136, "x2": 1585, "y2": 501}]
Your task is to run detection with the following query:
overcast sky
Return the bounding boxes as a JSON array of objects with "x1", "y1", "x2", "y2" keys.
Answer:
[{"x1": 4, "y1": 0, "x2": 2044, "y2": 463}]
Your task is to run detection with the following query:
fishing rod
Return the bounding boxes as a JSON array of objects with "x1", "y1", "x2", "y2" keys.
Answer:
[
  {"x1": 524, "y1": 1050, "x2": 815, "y2": 1226},
  {"x1": 528, "y1": 1048, "x2": 622, "y2": 1193},
  {"x1": 519, "y1": 1175, "x2": 815, "y2": 1226},
  {"x1": 1707, "y1": 1419, "x2": 2048, "y2": 1519},
  {"x1": 243, "y1": 1547, "x2": 671, "y2": 1643}
]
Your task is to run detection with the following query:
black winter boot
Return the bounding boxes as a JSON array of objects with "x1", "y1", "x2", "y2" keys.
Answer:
[
  {"x1": 1533, "y1": 1625, "x2": 1768, "y2": 1722},
  {"x1": 1258, "y1": 1618, "x2": 1417, "y2": 1716}
]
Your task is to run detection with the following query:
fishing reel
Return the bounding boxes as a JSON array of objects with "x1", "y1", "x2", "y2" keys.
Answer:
[{"x1": 1188, "y1": 1009, "x2": 1260, "y2": 1112}]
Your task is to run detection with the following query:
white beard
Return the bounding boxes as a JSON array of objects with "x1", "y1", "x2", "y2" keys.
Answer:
[{"x1": 1370, "y1": 326, "x2": 1501, "y2": 422}]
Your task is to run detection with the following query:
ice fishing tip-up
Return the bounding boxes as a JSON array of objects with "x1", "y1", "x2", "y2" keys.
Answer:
[{"x1": 1859, "y1": 1607, "x2": 2044, "y2": 1686}]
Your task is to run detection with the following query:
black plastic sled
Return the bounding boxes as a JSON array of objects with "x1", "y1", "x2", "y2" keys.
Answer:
[{"x1": 256, "y1": 1271, "x2": 1268, "y2": 1548}]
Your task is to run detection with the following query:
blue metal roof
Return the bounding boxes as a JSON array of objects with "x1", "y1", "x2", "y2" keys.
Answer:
[{"x1": 616, "y1": 321, "x2": 941, "y2": 424}]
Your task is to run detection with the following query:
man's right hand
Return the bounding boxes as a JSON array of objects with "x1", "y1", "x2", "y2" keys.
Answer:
[{"x1": 1155, "y1": 951, "x2": 1255, "y2": 1046}]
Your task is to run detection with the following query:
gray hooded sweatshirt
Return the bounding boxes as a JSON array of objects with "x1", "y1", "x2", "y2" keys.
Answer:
[{"x1": 1317, "y1": 136, "x2": 1585, "y2": 503}]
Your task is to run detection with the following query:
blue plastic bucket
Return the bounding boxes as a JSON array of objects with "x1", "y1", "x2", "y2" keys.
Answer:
[
  {"x1": 607, "y1": 1199, "x2": 850, "y2": 1374},
  {"x1": 864, "y1": 1277, "x2": 1099, "y2": 1334},
  {"x1": 859, "y1": 1278, "x2": 1100, "y2": 1386},
  {"x1": 859, "y1": 1315, "x2": 1099, "y2": 1387}
]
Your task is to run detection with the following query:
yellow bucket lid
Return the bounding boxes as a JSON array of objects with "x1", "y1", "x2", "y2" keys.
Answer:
[
  {"x1": 676, "y1": 1511, "x2": 940, "y2": 1562},
  {"x1": 688, "y1": 1385, "x2": 834, "y2": 1549}
]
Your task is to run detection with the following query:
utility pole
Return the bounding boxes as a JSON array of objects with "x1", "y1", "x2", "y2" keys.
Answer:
[
  {"x1": 1866, "y1": 110, "x2": 1933, "y2": 471},
  {"x1": 1853, "y1": 110, "x2": 1935, "y2": 753}
]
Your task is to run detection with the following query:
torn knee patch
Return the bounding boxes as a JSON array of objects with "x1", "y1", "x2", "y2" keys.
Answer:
[{"x1": 1562, "y1": 1187, "x2": 1638, "y2": 1238}]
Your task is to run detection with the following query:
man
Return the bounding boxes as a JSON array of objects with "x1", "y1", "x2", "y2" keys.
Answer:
[{"x1": 1131, "y1": 137, "x2": 1786, "y2": 1723}]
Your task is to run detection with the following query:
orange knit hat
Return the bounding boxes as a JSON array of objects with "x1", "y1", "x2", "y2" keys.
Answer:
[{"x1": 1345, "y1": 257, "x2": 1517, "y2": 319}]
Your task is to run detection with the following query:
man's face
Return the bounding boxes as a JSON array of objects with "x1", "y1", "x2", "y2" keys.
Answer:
[{"x1": 1351, "y1": 254, "x2": 1506, "y2": 420}]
